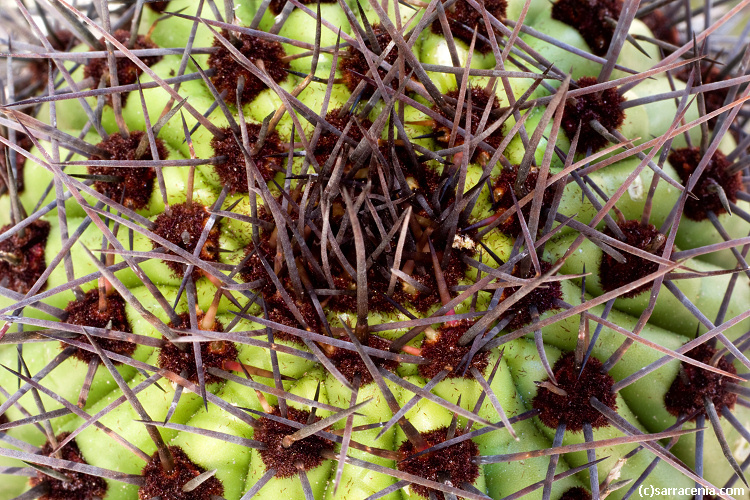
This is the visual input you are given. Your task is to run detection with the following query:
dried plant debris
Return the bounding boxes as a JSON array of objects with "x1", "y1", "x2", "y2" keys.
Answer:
[{"x1": 0, "y1": 0, "x2": 749, "y2": 499}]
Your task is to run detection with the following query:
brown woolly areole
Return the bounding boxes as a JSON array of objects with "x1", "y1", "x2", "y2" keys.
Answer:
[
  {"x1": 238, "y1": 226, "x2": 325, "y2": 342},
  {"x1": 318, "y1": 245, "x2": 465, "y2": 315},
  {"x1": 390, "y1": 145, "x2": 444, "y2": 202},
  {"x1": 28, "y1": 433, "x2": 107, "y2": 500},
  {"x1": 399, "y1": 249, "x2": 469, "y2": 313},
  {"x1": 0, "y1": 413, "x2": 8, "y2": 425},
  {"x1": 429, "y1": 0, "x2": 508, "y2": 53},
  {"x1": 210, "y1": 125, "x2": 285, "y2": 190},
  {"x1": 533, "y1": 352, "x2": 617, "y2": 432},
  {"x1": 208, "y1": 30, "x2": 289, "y2": 106},
  {"x1": 151, "y1": 203, "x2": 221, "y2": 278},
  {"x1": 397, "y1": 426, "x2": 480, "y2": 498},
  {"x1": 255, "y1": 406, "x2": 335, "y2": 478},
  {"x1": 0, "y1": 133, "x2": 33, "y2": 194},
  {"x1": 238, "y1": 181, "x2": 468, "y2": 321},
  {"x1": 499, "y1": 260, "x2": 562, "y2": 330},
  {"x1": 561, "y1": 76, "x2": 625, "y2": 153},
  {"x1": 313, "y1": 109, "x2": 372, "y2": 167},
  {"x1": 90, "y1": 131, "x2": 165, "y2": 209},
  {"x1": 419, "y1": 320, "x2": 490, "y2": 379},
  {"x1": 340, "y1": 24, "x2": 401, "y2": 98},
  {"x1": 264, "y1": 289, "x2": 324, "y2": 341},
  {"x1": 268, "y1": 0, "x2": 336, "y2": 15},
  {"x1": 28, "y1": 30, "x2": 75, "y2": 85},
  {"x1": 599, "y1": 220, "x2": 665, "y2": 298},
  {"x1": 327, "y1": 334, "x2": 399, "y2": 385},
  {"x1": 64, "y1": 289, "x2": 135, "y2": 363},
  {"x1": 138, "y1": 446, "x2": 224, "y2": 500},
  {"x1": 158, "y1": 312, "x2": 235, "y2": 384},
  {"x1": 83, "y1": 30, "x2": 161, "y2": 104},
  {"x1": 434, "y1": 87, "x2": 503, "y2": 164},
  {"x1": 551, "y1": 0, "x2": 623, "y2": 56},
  {"x1": 559, "y1": 487, "x2": 593, "y2": 500},
  {"x1": 322, "y1": 261, "x2": 398, "y2": 314},
  {"x1": 491, "y1": 165, "x2": 557, "y2": 237},
  {"x1": 664, "y1": 343, "x2": 737, "y2": 421},
  {"x1": 0, "y1": 219, "x2": 50, "y2": 294},
  {"x1": 668, "y1": 147, "x2": 742, "y2": 221}
]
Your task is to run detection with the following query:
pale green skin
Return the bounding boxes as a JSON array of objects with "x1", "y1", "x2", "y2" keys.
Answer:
[
  {"x1": 520, "y1": 11, "x2": 660, "y2": 81},
  {"x1": 503, "y1": 338, "x2": 695, "y2": 500},
  {"x1": 259, "y1": 5, "x2": 354, "y2": 79},
  {"x1": 399, "y1": 352, "x2": 586, "y2": 500},
  {"x1": 611, "y1": 76, "x2": 750, "y2": 269},
  {"x1": 418, "y1": 33, "x2": 502, "y2": 96},
  {"x1": 547, "y1": 231, "x2": 750, "y2": 342},
  {"x1": 534, "y1": 279, "x2": 750, "y2": 490},
  {"x1": 30, "y1": 215, "x2": 240, "y2": 314},
  {"x1": 0, "y1": 130, "x2": 218, "y2": 226}
]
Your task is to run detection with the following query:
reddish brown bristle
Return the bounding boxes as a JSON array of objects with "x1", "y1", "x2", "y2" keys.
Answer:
[
  {"x1": 90, "y1": 131, "x2": 164, "y2": 209},
  {"x1": 434, "y1": 86, "x2": 503, "y2": 164},
  {"x1": 667, "y1": 147, "x2": 742, "y2": 221},
  {"x1": 328, "y1": 334, "x2": 398, "y2": 385},
  {"x1": 499, "y1": 260, "x2": 562, "y2": 330},
  {"x1": 64, "y1": 289, "x2": 134, "y2": 363},
  {"x1": 158, "y1": 312, "x2": 235, "y2": 384},
  {"x1": 255, "y1": 407, "x2": 335, "y2": 478},
  {"x1": 491, "y1": 165, "x2": 556, "y2": 237},
  {"x1": 238, "y1": 225, "x2": 325, "y2": 342},
  {"x1": 399, "y1": 249, "x2": 469, "y2": 313},
  {"x1": 323, "y1": 262, "x2": 394, "y2": 314},
  {"x1": 664, "y1": 343, "x2": 737, "y2": 421},
  {"x1": 211, "y1": 125, "x2": 284, "y2": 190},
  {"x1": 240, "y1": 243, "x2": 274, "y2": 292},
  {"x1": 264, "y1": 289, "x2": 323, "y2": 341},
  {"x1": 339, "y1": 24, "x2": 401, "y2": 99},
  {"x1": 551, "y1": 0, "x2": 623, "y2": 56},
  {"x1": 533, "y1": 352, "x2": 617, "y2": 432},
  {"x1": 83, "y1": 30, "x2": 161, "y2": 105},
  {"x1": 0, "y1": 219, "x2": 50, "y2": 294},
  {"x1": 138, "y1": 446, "x2": 224, "y2": 500},
  {"x1": 419, "y1": 320, "x2": 490, "y2": 379},
  {"x1": 151, "y1": 203, "x2": 221, "y2": 278},
  {"x1": 397, "y1": 426, "x2": 480, "y2": 498},
  {"x1": 313, "y1": 109, "x2": 371, "y2": 167},
  {"x1": 208, "y1": 31, "x2": 289, "y2": 106},
  {"x1": 599, "y1": 220, "x2": 665, "y2": 298},
  {"x1": 390, "y1": 146, "x2": 443, "y2": 201},
  {"x1": 561, "y1": 76, "x2": 625, "y2": 153},
  {"x1": 29, "y1": 433, "x2": 108, "y2": 500},
  {"x1": 429, "y1": 0, "x2": 508, "y2": 53}
]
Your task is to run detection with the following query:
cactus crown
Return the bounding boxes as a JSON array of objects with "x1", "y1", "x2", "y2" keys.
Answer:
[{"x1": 0, "y1": 0, "x2": 749, "y2": 499}]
